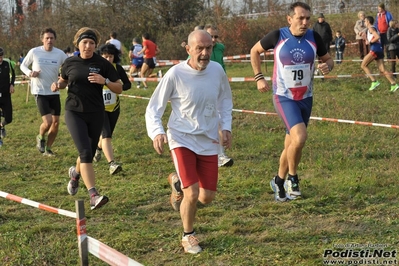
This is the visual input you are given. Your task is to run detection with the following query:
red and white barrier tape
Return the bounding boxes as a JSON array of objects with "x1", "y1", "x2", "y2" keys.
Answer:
[
  {"x1": 120, "y1": 94, "x2": 399, "y2": 129},
  {"x1": 14, "y1": 80, "x2": 31, "y2": 85},
  {"x1": 15, "y1": 73, "x2": 397, "y2": 85},
  {"x1": 0, "y1": 190, "x2": 76, "y2": 218},
  {"x1": 126, "y1": 77, "x2": 270, "y2": 82},
  {"x1": 1, "y1": 191, "x2": 141, "y2": 265},
  {"x1": 232, "y1": 108, "x2": 399, "y2": 129},
  {"x1": 88, "y1": 236, "x2": 143, "y2": 266},
  {"x1": 119, "y1": 94, "x2": 151, "y2": 100},
  {"x1": 314, "y1": 72, "x2": 399, "y2": 79}
]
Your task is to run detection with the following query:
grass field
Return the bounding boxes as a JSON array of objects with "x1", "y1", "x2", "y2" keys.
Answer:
[{"x1": 0, "y1": 60, "x2": 398, "y2": 265}]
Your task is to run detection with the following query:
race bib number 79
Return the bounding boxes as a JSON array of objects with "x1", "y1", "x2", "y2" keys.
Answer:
[{"x1": 282, "y1": 63, "x2": 311, "y2": 89}]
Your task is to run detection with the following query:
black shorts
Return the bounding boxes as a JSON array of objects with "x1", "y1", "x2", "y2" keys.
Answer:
[
  {"x1": 144, "y1": 58, "x2": 156, "y2": 69},
  {"x1": 35, "y1": 95, "x2": 61, "y2": 116}
]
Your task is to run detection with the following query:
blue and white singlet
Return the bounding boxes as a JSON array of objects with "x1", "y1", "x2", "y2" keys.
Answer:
[{"x1": 273, "y1": 27, "x2": 317, "y2": 100}]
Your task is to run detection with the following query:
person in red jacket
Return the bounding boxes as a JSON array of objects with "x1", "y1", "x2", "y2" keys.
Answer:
[{"x1": 375, "y1": 3, "x2": 393, "y2": 57}]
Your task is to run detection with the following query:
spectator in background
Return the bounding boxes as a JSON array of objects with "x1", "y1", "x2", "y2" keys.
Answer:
[
  {"x1": 0, "y1": 47, "x2": 15, "y2": 147},
  {"x1": 204, "y1": 24, "x2": 233, "y2": 167},
  {"x1": 128, "y1": 37, "x2": 143, "y2": 88},
  {"x1": 106, "y1": 31, "x2": 123, "y2": 55},
  {"x1": 362, "y1": 16, "x2": 398, "y2": 92},
  {"x1": 337, "y1": 0, "x2": 345, "y2": 13},
  {"x1": 354, "y1": 11, "x2": 369, "y2": 59},
  {"x1": 93, "y1": 43, "x2": 130, "y2": 175},
  {"x1": 64, "y1": 46, "x2": 73, "y2": 57},
  {"x1": 7, "y1": 58, "x2": 16, "y2": 69},
  {"x1": 73, "y1": 47, "x2": 80, "y2": 56},
  {"x1": 20, "y1": 28, "x2": 68, "y2": 156},
  {"x1": 181, "y1": 25, "x2": 204, "y2": 48},
  {"x1": 375, "y1": 3, "x2": 393, "y2": 58},
  {"x1": 17, "y1": 53, "x2": 24, "y2": 66},
  {"x1": 138, "y1": 32, "x2": 159, "y2": 90},
  {"x1": 52, "y1": 27, "x2": 122, "y2": 210},
  {"x1": 387, "y1": 20, "x2": 399, "y2": 78},
  {"x1": 334, "y1": 30, "x2": 346, "y2": 64},
  {"x1": 313, "y1": 13, "x2": 333, "y2": 54}
]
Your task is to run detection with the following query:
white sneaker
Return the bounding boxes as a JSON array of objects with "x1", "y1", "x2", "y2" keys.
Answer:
[
  {"x1": 218, "y1": 154, "x2": 234, "y2": 167},
  {"x1": 181, "y1": 233, "x2": 202, "y2": 254},
  {"x1": 109, "y1": 161, "x2": 122, "y2": 175},
  {"x1": 285, "y1": 176, "x2": 301, "y2": 198}
]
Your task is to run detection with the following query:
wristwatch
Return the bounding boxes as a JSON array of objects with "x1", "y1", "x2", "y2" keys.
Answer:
[{"x1": 104, "y1": 78, "x2": 110, "y2": 85}]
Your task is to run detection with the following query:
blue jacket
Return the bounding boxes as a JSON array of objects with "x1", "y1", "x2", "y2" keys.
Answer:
[{"x1": 334, "y1": 36, "x2": 346, "y2": 52}]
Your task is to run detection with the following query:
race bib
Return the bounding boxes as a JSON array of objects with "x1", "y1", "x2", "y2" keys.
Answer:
[
  {"x1": 282, "y1": 64, "x2": 311, "y2": 89},
  {"x1": 103, "y1": 88, "x2": 117, "y2": 106}
]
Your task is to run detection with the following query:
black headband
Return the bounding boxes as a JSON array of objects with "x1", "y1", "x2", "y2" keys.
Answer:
[{"x1": 77, "y1": 31, "x2": 98, "y2": 45}]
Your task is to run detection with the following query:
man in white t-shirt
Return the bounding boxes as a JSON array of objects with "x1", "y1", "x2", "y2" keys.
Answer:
[
  {"x1": 106, "y1": 31, "x2": 123, "y2": 55},
  {"x1": 20, "y1": 28, "x2": 67, "y2": 156}
]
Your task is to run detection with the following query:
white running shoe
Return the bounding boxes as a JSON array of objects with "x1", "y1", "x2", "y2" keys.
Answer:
[
  {"x1": 182, "y1": 233, "x2": 202, "y2": 254},
  {"x1": 218, "y1": 154, "x2": 234, "y2": 167}
]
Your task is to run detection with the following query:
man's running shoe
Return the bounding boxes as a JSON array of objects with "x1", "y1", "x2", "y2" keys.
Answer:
[
  {"x1": 67, "y1": 166, "x2": 79, "y2": 195},
  {"x1": 218, "y1": 154, "x2": 234, "y2": 167},
  {"x1": 182, "y1": 233, "x2": 202, "y2": 254},
  {"x1": 0, "y1": 126, "x2": 6, "y2": 139},
  {"x1": 168, "y1": 172, "x2": 183, "y2": 211},
  {"x1": 109, "y1": 161, "x2": 122, "y2": 175},
  {"x1": 0, "y1": 139, "x2": 3, "y2": 147},
  {"x1": 285, "y1": 175, "x2": 301, "y2": 198},
  {"x1": 93, "y1": 149, "x2": 102, "y2": 162},
  {"x1": 36, "y1": 135, "x2": 45, "y2": 153},
  {"x1": 270, "y1": 176, "x2": 288, "y2": 202},
  {"x1": 90, "y1": 194, "x2": 109, "y2": 210},
  {"x1": 390, "y1": 84, "x2": 399, "y2": 92},
  {"x1": 369, "y1": 81, "x2": 380, "y2": 91}
]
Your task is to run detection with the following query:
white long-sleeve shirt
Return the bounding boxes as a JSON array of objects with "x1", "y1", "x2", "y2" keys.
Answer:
[
  {"x1": 20, "y1": 46, "x2": 67, "y2": 95},
  {"x1": 145, "y1": 60, "x2": 233, "y2": 155}
]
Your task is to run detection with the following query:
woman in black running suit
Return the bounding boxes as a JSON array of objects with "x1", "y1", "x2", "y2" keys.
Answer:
[{"x1": 51, "y1": 27, "x2": 122, "y2": 210}]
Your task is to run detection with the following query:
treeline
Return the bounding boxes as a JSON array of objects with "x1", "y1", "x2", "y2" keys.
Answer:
[{"x1": 0, "y1": 0, "x2": 394, "y2": 66}]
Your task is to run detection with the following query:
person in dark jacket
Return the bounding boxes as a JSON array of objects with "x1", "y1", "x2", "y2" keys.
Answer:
[
  {"x1": 387, "y1": 20, "x2": 399, "y2": 78},
  {"x1": 0, "y1": 47, "x2": 15, "y2": 147},
  {"x1": 313, "y1": 13, "x2": 333, "y2": 54},
  {"x1": 334, "y1": 30, "x2": 346, "y2": 64}
]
